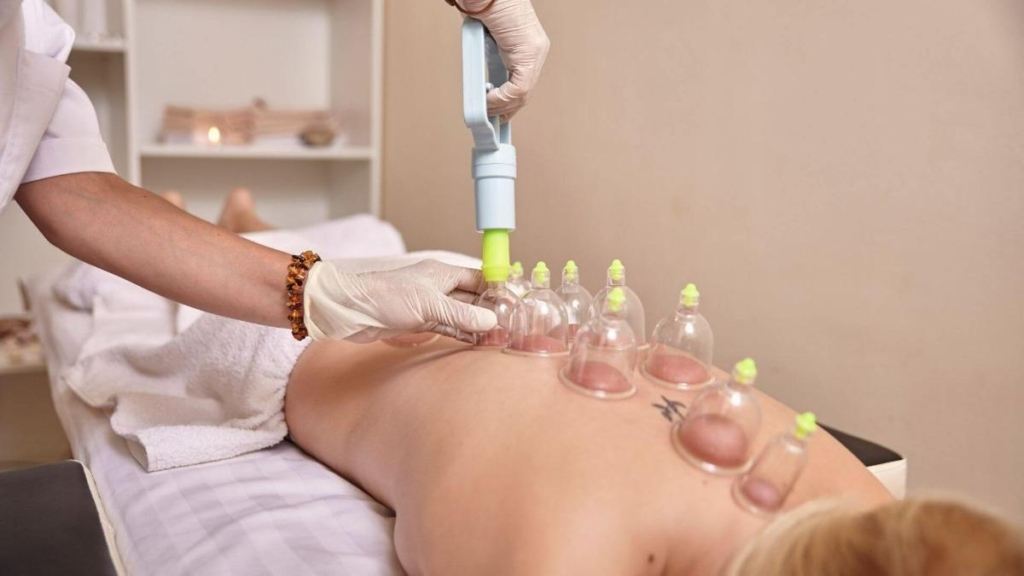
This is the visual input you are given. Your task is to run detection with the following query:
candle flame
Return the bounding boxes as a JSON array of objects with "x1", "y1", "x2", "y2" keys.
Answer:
[{"x1": 208, "y1": 126, "x2": 221, "y2": 144}]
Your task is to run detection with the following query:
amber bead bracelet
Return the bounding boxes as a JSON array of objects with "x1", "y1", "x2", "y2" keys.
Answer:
[{"x1": 286, "y1": 251, "x2": 322, "y2": 341}]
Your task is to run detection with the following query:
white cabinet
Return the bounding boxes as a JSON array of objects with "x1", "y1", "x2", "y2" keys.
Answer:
[
  {"x1": 0, "y1": 0, "x2": 384, "y2": 314},
  {"x1": 131, "y1": 0, "x2": 383, "y2": 223}
]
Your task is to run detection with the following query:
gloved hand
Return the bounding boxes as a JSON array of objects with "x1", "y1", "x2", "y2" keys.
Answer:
[
  {"x1": 458, "y1": 0, "x2": 550, "y2": 121},
  {"x1": 303, "y1": 259, "x2": 498, "y2": 343}
]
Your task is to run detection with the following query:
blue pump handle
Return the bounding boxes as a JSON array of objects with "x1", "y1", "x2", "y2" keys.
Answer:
[
  {"x1": 462, "y1": 17, "x2": 516, "y2": 233},
  {"x1": 462, "y1": 18, "x2": 512, "y2": 151}
]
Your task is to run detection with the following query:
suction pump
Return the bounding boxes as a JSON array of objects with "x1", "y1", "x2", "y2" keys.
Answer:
[
  {"x1": 505, "y1": 262, "x2": 570, "y2": 356},
  {"x1": 672, "y1": 358, "x2": 762, "y2": 475},
  {"x1": 560, "y1": 287, "x2": 638, "y2": 400},
  {"x1": 643, "y1": 284, "x2": 714, "y2": 390},
  {"x1": 462, "y1": 18, "x2": 518, "y2": 314}
]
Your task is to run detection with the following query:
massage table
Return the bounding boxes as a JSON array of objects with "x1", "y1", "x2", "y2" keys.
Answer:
[
  {"x1": 17, "y1": 265, "x2": 906, "y2": 575},
  {"x1": 23, "y1": 268, "x2": 403, "y2": 576}
]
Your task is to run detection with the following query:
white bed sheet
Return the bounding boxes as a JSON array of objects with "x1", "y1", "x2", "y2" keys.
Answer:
[{"x1": 27, "y1": 268, "x2": 405, "y2": 576}]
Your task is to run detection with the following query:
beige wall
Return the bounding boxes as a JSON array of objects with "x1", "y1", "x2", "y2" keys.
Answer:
[{"x1": 383, "y1": 1, "x2": 1024, "y2": 520}]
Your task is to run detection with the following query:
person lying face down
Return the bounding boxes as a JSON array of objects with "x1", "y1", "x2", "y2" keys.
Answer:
[
  {"x1": 99, "y1": 192, "x2": 1016, "y2": 574},
  {"x1": 284, "y1": 337, "x2": 1024, "y2": 575}
]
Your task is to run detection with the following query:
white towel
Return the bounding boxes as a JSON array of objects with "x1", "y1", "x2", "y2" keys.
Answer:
[
  {"x1": 61, "y1": 271, "x2": 308, "y2": 471},
  {"x1": 56, "y1": 243, "x2": 480, "y2": 472},
  {"x1": 241, "y1": 213, "x2": 406, "y2": 262},
  {"x1": 54, "y1": 213, "x2": 408, "y2": 472}
]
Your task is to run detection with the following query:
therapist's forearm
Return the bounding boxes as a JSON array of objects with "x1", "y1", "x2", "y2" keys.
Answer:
[{"x1": 16, "y1": 172, "x2": 292, "y2": 328}]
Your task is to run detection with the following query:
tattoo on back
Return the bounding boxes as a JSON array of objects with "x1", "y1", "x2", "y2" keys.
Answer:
[{"x1": 652, "y1": 396, "x2": 686, "y2": 423}]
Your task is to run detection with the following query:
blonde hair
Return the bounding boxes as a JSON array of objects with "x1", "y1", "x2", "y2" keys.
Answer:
[{"x1": 726, "y1": 497, "x2": 1024, "y2": 576}]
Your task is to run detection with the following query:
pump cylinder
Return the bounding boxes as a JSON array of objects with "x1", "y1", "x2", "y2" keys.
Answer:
[{"x1": 473, "y1": 144, "x2": 516, "y2": 231}]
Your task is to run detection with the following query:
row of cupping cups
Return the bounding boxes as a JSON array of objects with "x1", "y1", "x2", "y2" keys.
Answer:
[
  {"x1": 474, "y1": 259, "x2": 713, "y2": 397},
  {"x1": 485, "y1": 260, "x2": 819, "y2": 519}
]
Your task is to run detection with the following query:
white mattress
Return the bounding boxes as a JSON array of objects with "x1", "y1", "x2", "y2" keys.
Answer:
[{"x1": 27, "y1": 268, "x2": 405, "y2": 576}]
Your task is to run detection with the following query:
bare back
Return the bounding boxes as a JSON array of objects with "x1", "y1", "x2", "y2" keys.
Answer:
[{"x1": 284, "y1": 339, "x2": 892, "y2": 576}]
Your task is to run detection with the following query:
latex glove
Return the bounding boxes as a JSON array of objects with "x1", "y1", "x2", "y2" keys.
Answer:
[
  {"x1": 304, "y1": 259, "x2": 498, "y2": 343},
  {"x1": 459, "y1": 0, "x2": 550, "y2": 121}
]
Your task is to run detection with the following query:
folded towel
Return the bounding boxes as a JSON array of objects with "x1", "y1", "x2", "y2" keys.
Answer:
[
  {"x1": 52, "y1": 261, "x2": 177, "y2": 360},
  {"x1": 62, "y1": 271, "x2": 307, "y2": 471},
  {"x1": 55, "y1": 227, "x2": 478, "y2": 472},
  {"x1": 52, "y1": 257, "x2": 152, "y2": 312},
  {"x1": 52, "y1": 212, "x2": 405, "y2": 472}
]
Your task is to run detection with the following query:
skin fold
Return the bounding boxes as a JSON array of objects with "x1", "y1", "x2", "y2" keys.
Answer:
[{"x1": 285, "y1": 338, "x2": 893, "y2": 576}]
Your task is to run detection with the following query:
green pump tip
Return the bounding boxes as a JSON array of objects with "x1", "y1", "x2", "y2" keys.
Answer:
[
  {"x1": 511, "y1": 261, "x2": 524, "y2": 276},
  {"x1": 732, "y1": 357, "x2": 758, "y2": 385},
  {"x1": 480, "y1": 230, "x2": 510, "y2": 283},
  {"x1": 794, "y1": 412, "x2": 817, "y2": 440},
  {"x1": 608, "y1": 259, "x2": 625, "y2": 281},
  {"x1": 564, "y1": 260, "x2": 578, "y2": 274},
  {"x1": 680, "y1": 283, "x2": 700, "y2": 307},
  {"x1": 607, "y1": 286, "x2": 627, "y2": 313}
]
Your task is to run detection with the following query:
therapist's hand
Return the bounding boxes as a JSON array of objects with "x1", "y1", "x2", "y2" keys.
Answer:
[
  {"x1": 459, "y1": 0, "x2": 550, "y2": 121},
  {"x1": 303, "y1": 259, "x2": 498, "y2": 344}
]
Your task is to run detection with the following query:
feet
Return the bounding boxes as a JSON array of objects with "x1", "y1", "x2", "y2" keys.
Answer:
[
  {"x1": 216, "y1": 187, "x2": 256, "y2": 231},
  {"x1": 160, "y1": 190, "x2": 185, "y2": 209},
  {"x1": 216, "y1": 187, "x2": 272, "y2": 233},
  {"x1": 162, "y1": 187, "x2": 273, "y2": 234}
]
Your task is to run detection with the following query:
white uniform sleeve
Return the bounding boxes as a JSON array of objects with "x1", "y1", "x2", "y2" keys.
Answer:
[{"x1": 19, "y1": 0, "x2": 115, "y2": 183}]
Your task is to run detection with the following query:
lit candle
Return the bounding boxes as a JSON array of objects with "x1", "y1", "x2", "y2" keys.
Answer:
[{"x1": 207, "y1": 126, "x2": 221, "y2": 145}]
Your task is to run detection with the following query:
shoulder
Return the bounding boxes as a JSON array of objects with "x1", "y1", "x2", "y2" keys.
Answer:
[{"x1": 20, "y1": 0, "x2": 74, "y2": 61}]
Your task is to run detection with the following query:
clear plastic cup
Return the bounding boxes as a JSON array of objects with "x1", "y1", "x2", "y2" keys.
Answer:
[
  {"x1": 560, "y1": 287, "x2": 637, "y2": 400},
  {"x1": 473, "y1": 281, "x2": 520, "y2": 349},
  {"x1": 555, "y1": 260, "x2": 593, "y2": 342},
  {"x1": 505, "y1": 262, "x2": 570, "y2": 356},
  {"x1": 591, "y1": 259, "x2": 646, "y2": 350},
  {"x1": 643, "y1": 283, "x2": 714, "y2": 390},
  {"x1": 733, "y1": 412, "x2": 816, "y2": 517},
  {"x1": 672, "y1": 358, "x2": 762, "y2": 475}
]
